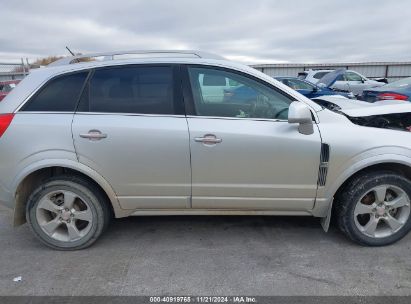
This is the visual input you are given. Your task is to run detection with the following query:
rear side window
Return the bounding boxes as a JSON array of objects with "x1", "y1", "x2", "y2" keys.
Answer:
[
  {"x1": 21, "y1": 72, "x2": 88, "y2": 112},
  {"x1": 79, "y1": 66, "x2": 177, "y2": 114}
]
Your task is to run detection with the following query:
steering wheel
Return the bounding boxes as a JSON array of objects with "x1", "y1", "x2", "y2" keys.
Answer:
[{"x1": 249, "y1": 98, "x2": 275, "y2": 118}]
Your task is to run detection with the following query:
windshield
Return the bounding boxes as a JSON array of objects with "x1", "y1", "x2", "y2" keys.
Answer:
[
  {"x1": 383, "y1": 77, "x2": 411, "y2": 89},
  {"x1": 283, "y1": 79, "x2": 315, "y2": 90}
]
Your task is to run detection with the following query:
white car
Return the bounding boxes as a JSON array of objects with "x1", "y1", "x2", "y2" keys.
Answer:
[{"x1": 299, "y1": 69, "x2": 385, "y2": 96}]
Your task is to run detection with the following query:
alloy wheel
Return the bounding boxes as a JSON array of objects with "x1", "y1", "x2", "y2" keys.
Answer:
[{"x1": 354, "y1": 185, "x2": 411, "y2": 238}]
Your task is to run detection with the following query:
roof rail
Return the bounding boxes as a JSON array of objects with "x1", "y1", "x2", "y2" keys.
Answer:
[{"x1": 49, "y1": 50, "x2": 225, "y2": 66}]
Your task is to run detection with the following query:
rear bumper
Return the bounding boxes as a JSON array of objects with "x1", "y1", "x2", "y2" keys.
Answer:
[{"x1": 0, "y1": 184, "x2": 13, "y2": 209}]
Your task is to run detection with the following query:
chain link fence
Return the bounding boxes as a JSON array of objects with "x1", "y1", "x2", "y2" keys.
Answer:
[{"x1": 0, "y1": 62, "x2": 31, "y2": 82}]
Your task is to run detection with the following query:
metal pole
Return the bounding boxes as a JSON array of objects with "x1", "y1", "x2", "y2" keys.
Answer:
[{"x1": 21, "y1": 58, "x2": 26, "y2": 77}]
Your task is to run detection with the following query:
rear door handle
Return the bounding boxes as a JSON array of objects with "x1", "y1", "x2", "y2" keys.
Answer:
[
  {"x1": 194, "y1": 134, "x2": 222, "y2": 145},
  {"x1": 79, "y1": 130, "x2": 107, "y2": 141}
]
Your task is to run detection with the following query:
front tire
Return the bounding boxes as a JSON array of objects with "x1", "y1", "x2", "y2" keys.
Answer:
[
  {"x1": 26, "y1": 175, "x2": 110, "y2": 250},
  {"x1": 336, "y1": 171, "x2": 411, "y2": 246}
]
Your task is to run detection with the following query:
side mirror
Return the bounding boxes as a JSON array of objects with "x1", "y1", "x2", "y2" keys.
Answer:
[{"x1": 288, "y1": 101, "x2": 314, "y2": 135}]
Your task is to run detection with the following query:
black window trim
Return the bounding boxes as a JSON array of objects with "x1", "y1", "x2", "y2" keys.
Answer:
[
  {"x1": 181, "y1": 64, "x2": 297, "y2": 119},
  {"x1": 19, "y1": 70, "x2": 91, "y2": 113},
  {"x1": 75, "y1": 63, "x2": 185, "y2": 116}
]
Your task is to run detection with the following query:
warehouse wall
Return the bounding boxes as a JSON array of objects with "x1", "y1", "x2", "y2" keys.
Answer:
[{"x1": 251, "y1": 62, "x2": 411, "y2": 83}]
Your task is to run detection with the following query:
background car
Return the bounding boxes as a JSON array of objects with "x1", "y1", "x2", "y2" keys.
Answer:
[
  {"x1": 361, "y1": 77, "x2": 411, "y2": 103},
  {"x1": 0, "y1": 80, "x2": 20, "y2": 102},
  {"x1": 275, "y1": 76, "x2": 354, "y2": 99},
  {"x1": 299, "y1": 69, "x2": 385, "y2": 96},
  {"x1": 298, "y1": 69, "x2": 332, "y2": 83}
]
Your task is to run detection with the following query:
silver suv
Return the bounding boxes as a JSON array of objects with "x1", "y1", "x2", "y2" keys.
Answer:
[{"x1": 1, "y1": 50, "x2": 411, "y2": 250}]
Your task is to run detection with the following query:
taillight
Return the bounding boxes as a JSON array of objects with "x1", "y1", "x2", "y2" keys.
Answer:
[
  {"x1": 377, "y1": 93, "x2": 409, "y2": 101},
  {"x1": 0, "y1": 114, "x2": 14, "y2": 137}
]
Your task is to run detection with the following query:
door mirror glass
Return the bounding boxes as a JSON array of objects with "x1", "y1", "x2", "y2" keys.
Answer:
[{"x1": 288, "y1": 101, "x2": 314, "y2": 135}]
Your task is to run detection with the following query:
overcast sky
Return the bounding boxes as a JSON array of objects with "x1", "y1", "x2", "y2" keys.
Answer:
[{"x1": 1, "y1": 0, "x2": 411, "y2": 64}]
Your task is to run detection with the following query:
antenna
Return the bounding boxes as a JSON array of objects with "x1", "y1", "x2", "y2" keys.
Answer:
[{"x1": 65, "y1": 46, "x2": 75, "y2": 56}]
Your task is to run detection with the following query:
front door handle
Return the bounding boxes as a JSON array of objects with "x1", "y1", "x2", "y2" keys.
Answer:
[
  {"x1": 194, "y1": 134, "x2": 222, "y2": 145},
  {"x1": 79, "y1": 130, "x2": 107, "y2": 141}
]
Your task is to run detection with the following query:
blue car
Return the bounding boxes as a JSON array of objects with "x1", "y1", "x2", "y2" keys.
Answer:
[
  {"x1": 223, "y1": 72, "x2": 354, "y2": 104},
  {"x1": 274, "y1": 76, "x2": 354, "y2": 99},
  {"x1": 362, "y1": 77, "x2": 411, "y2": 102}
]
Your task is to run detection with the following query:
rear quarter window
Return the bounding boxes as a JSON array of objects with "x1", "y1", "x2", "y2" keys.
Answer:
[{"x1": 21, "y1": 72, "x2": 88, "y2": 112}]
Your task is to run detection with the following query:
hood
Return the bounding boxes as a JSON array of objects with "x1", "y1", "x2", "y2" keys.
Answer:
[
  {"x1": 312, "y1": 96, "x2": 411, "y2": 117},
  {"x1": 317, "y1": 68, "x2": 345, "y2": 88}
]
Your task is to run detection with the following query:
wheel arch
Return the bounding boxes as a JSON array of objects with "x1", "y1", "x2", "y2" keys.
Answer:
[
  {"x1": 319, "y1": 156, "x2": 411, "y2": 231},
  {"x1": 12, "y1": 160, "x2": 126, "y2": 226},
  {"x1": 334, "y1": 162, "x2": 411, "y2": 202}
]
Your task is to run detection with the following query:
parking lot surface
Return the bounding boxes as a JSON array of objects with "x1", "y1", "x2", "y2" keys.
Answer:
[{"x1": 0, "y1": 205, "x2": 410, "y2": 296}]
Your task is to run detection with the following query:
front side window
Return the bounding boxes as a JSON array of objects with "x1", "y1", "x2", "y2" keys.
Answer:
[
  {"x1": 21, "y1": 72, "x2": 88, "y2": 112},
  {"x1": 345, "y1": 72, "x2": 363, "y2": 82},
  {"x1": 80, "y1": 66, "x2": 177, "y2": 114},
  {"x1": 187, "y1": 67, "x2": 293, "y2": 120}
]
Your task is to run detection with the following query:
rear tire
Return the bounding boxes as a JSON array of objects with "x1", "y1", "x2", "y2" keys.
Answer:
[
  {"x1": 26, "y1": 175, "x2": 111, "y2": 250},
  {"x1": 336, "y1": 171, "x2": 411, "y2": 246}
]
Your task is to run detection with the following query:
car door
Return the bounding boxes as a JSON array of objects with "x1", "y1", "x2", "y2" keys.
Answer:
[
  {"x1": 184, "y1": 65, "x2": 322, "y2": 211},
  {"x1": 72, "y1": 65, "x2": 191, "y2": 210}
]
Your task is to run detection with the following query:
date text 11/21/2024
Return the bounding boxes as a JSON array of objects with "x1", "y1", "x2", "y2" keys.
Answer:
[{"x1": 149, "y1": 296, "x2": 257, "y2": 303}]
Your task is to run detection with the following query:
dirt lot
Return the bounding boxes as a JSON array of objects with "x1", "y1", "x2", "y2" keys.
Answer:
[{"x1": 0, "y1": 205, "x2": 410, "y2": 296}]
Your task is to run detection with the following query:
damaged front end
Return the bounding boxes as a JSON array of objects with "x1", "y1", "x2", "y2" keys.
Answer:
[
  {"x1": 347, "y1": 113, "x2": 411, "y2": 132},
  {"x1": 312, "y1": 96, "x2": 411, "y2": 132}
]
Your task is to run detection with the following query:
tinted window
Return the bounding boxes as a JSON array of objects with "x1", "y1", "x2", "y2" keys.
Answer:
[
  {"x1": 81, "y1": 66, "x2": 176, "y2": 114},
  {"x1": 21, "y1": 72, "x2": 88, "y2": 112},
  {"x1": 188, "y1": 67, "x2": 293, "y2": 120}
]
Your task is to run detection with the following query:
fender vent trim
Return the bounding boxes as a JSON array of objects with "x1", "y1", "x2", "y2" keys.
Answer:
[{"x1": 318, "y1": 143, "x2": 330, "y2": 186}]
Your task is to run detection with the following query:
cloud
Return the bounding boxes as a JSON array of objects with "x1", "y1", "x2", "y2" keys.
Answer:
[{"x1": 0, "y1": 0, "x2": 410, "y2": 64}]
